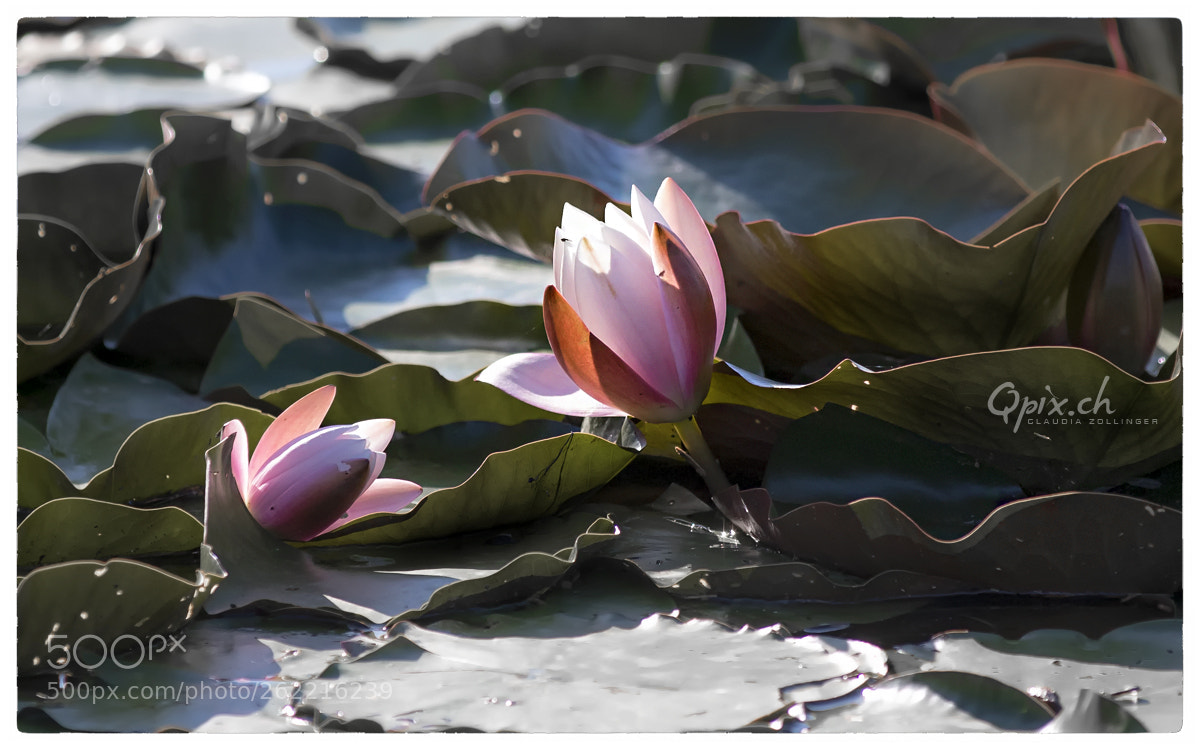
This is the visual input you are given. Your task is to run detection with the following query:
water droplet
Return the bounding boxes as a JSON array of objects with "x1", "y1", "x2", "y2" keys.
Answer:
[
  {"x1": 488, "y1": 91, "x2": 502, "y2": 107},
  {"x1": 263, "y1": 192, "x2": 274, "y2": 205},
  {"x1": 296, "y1": 172, "x2": 308, "y2": 185},
  {"x1": 79, "y1": 611, "x2": 89, "y2": 620},
  {"x1": 93, "y1": 568, "x2": 107, "y2": 577},
  {"x1": 512, "y1": 128, "x2": 522, "y2": 138},
  {"x1": 444, "y1": 201, "x2": 453, "y2": 211},
  {"x1": 313, "y1": 46, "x2": 329, "y2": 63},
  {"x1": 37, "y1": 223, "x2": 46, "y2": 238},
  {"x1": 495, "y1": 174, "x2": 510, "y2": 184}
]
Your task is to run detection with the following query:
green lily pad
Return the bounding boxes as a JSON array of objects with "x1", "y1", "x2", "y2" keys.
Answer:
[
  {"x1": 198, "y1": 295, "x2": 388, "y2": 397},
  {"x1": 347, "y1": 300, "x2": 548, "y2": 381},
  {"x1": 499, "y1": 55, "x2": 767, "y2": 144},
  {"x1": 18, "y1": 498, "x2": 203, "y2": 568},
  {"x1": 308, "y1": 430, "x2": 635, "y2": 547},
  {"x1": 16, "y1": 554, "x2": 225, "y2": 676},
  {"x1": 18, "y1": 447, "x2": 85, "y2": 510},
  {"x1": 39, "y1": 353, "x2": 215, "y2": 485},
  {"x1": 1040, "y1": 691, "x2": 1148, "y2": 733},
  {"x1": 262, "y1": 362, "x2": 556, "y2": 436},
  {"x1": 17, "y1": 56, "x2": 269, "y2": 140},
  {"x1": 763, "y1": 405, "x2": 1024, "y2": 539},
  {"x1": 808, "y1": 671, "x2": 1054, "y2": 732},
  {"x1": 249, "y1": 107, "x2": 429, "y2": 216},
  {"x1": 115, "y1": 112, "x2": 550, "y2": 337},
  {"x1": 712, "y1": 120, "x2": 1166, "y2": 368},
  {"x1": 930, "y1": 59, "x2": 1181, "y2": 215},
  {"x1": 18, "y1": 400, "x2": 274, "y2": 510},
  {"x1": 908, "y1": 619, "x2": 1181, "y2": 732},
  {"x1": 707, "y1": 347, "x2": 1181, "y2": 484},
  {"x1": 591, "y1": 503, "x2": 977, "y2": 603},
  {"x1": 24, "y1": 614, "x2": 372, "y2": 732},
  {"x1": 426, "y1": 106, "x2": 1031, "y2": 244},
  {"x1": 201, "y1": 434, "x2": 620, "y2": 622},
  {"x1": 19, "y1": 109, "x2": 167, "y2": 174},
  {"x1": 304, "y1": 614, "x2": 883, "y2": 732},
  {"x1": 17, "y1": 165, "x2": 161, "y2": 382},
  {"x1": 870, "y1": 18, "x2": 1111, "y2": 83},
  {"x1": 395, "y1": 17, "x2": 803, "y2": 94}
]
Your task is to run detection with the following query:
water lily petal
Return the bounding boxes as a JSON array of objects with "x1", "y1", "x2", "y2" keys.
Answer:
[
  {"x1": 349, "y1": 418, "x2": 396, "y2": 454},
  {"x1": 248, "y1": 456, "x2": 374, "y2": 541},
  {"x1": 249, "y1": 384, "x2": 336, "y2": 482},
  {"x1": 653, "y1": 177, "x2": 726, "y2": 345},
  {"x1": 629, "y1": 183, "x2": 669, "y2": 240},
  {"x1": 603, "y1": 201, "x2": 650, "y2": 246},
  {"x1": 323, "y1": 478, "x2": 424, "y2": 532},
  {"x1": 476, "y1": 351, "x2": 625, "y2": 417},
  {"x1": 650, "y1": 223, "x2": 718, "y2": 410},
  {"x1": 560, "y1": 202, "x2": 606, "y2": 245},
  {"x1": 220, "y1": 419, "x2": 251, "y2": 504},
  {"x1": 565, "y1": 236, "x2": 682, "y2": 401},
  {"x1": 253, "y1": 424, "x2": 366, "y2": 494},
  {"x1": 544, "y1": 285, "x2": 688, "y2": 422}
]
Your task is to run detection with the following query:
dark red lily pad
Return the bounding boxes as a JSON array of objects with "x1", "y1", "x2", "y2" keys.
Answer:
[
  {"x1": 713, "y1": 487, "x2": 1180, "y2": 595},
  {"x1": 930, "y1": 59, "x2": 1181, "y2": 215}
]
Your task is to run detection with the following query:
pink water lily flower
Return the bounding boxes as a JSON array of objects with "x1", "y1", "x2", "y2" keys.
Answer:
[
  {"x1": 220, "y1": 385, "x2": 422, "y2": 541},
  {"x1": 479, "y1": 178, "x2": 725, "y2": 423}
]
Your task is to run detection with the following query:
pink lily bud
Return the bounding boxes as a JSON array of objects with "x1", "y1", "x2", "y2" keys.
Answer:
[
  {"x1": 479, "y1": 178, "x2": 725, "y2": 423},
  {"x1": 1066, "y1": 204, "x2": 1163, "y2": 375},
  {"x1": 220, "y1": 385, "x2": 422, "y2": 541}
]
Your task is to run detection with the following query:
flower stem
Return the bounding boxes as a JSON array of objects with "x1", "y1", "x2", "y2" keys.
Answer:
[{"x1": 673, "y1": 416, "x2": 731, "y2": 496}]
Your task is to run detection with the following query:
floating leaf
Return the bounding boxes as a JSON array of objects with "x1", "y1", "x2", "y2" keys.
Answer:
[
  {"x1": 116, "y1": 112, "x2": 550, "y2": 335},
  {"x1": 809, "y1": 671, "x2": 1054, "y2": 732},
  {"x1": 17, "y1": 164, "x2": 161, "y2": 382},
  {"x1": 16, "y1": 555, "x2": 224, "y2": 676},
  {"x1": 263, "y1": 362, "x2": 557, "y2": 435},
  {"x1": 427, "y1": 106, "x2": 1031, "y2": 245},
  {"x1": 348, "y1": 300, "x2": 548, "y2": 381},
  {"x1": 202, "y1": 435, "x2": 620, "y2": 622},
  {"x1": 711, "y1": 487, "x2": 1180, "y2": 595},
  {"x1": 306, "y1": 430, "x2": 635, "y2": 547},
  {"x1": 39, "y1": 353, "x2": 214, "y2": 485},
  {"x1": 17, "y1": 56, "x2": 269, "y2": 139},
  {"x1": 930, "y1": 59, "x2": 1181, "y2": 214},
  {"x1": 198, "y1": 295, "x2": 387, "y2": 397},
  {"x1": 763, "y1": 405, "x2": 1024, "y2": 539},
  {"x1": 306, "y1": 614, "x2": 883, "y2": 732},
  {"x1": 712, "y1": 120, "x2": 1166, "y2": 369},
  {"x1": 707, "y1": 349, "x2": 1181, "y2": 486},
  {"x1": 18, "y1": 498, "x2": 203, "y2": 568},
  {"x1": 909, "y1": 620, "x2": 1180, "y2": 732}
]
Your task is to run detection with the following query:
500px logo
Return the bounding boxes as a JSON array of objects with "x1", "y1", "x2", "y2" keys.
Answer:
[
  {"x1": 987, "y1": 376, "x2": 1158, "y2": 434},
  {"x1": 45, "y1": 632, "x2": 186, "y2": 670}
]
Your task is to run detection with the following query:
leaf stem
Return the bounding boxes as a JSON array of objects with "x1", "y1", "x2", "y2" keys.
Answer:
[{"x1": 673, "y1": 416, "x2": 731, "y2": 496}]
